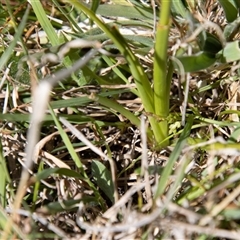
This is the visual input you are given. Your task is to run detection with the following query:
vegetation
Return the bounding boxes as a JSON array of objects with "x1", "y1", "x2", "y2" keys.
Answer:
[{"x1": 1, "y1": 0, "x2": 240, "y2": 239}]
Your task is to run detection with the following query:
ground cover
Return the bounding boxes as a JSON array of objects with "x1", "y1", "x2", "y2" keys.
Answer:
[{"x1": 1, "y1": 0, "x2": 240, "y2": 239}]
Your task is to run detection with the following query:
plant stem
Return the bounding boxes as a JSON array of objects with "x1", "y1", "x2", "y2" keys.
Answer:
[{"x1": 153, "y1": 0, "x2": 172, "y2": 147}]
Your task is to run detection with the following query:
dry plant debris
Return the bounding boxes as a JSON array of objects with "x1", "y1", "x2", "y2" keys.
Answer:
[{"x1": 1, "y1": 0, "x2": 240, "y2": 239}]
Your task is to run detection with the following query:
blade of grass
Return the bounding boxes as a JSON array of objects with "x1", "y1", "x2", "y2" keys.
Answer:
[
  {"x1": 28, "y1": 0, "x2": 60, "y2": 46},
  {"x1": 101, "y1": 55, "x2": 138, "y2": 95},
  {"x1": 96, "y1": 95, "x2": 141, "y2": 127},
  {"x1": 0, "y1": 6, "x2": 29, "y2": 71},
  {"x1": 0, "y1": 138, "x2": 10, "y2": 208},
  {"x1": 48, "y1": 104, "x2": 83, "y2": 169},
  {"x1": 52, "y1": 0, "x2": 83, "y2": 33},
  {"x1": 32, "y1": 161, "x2": 44, "y2": 209},
  {"x1": 66, "y1": 0, "x2": 167, "y2": 146},
  {"x1": 154, "y1": 115, "x2": 193, "y2": 198},
  {"x1": 49, "y1": 106, "x2": 106, "y2": 209},
  {"x1": 218, "y1": 0, "x2": 238, "y2": 22},
  {"x1": 29, "y1": 0, "x2": 79, "y2": 81}
]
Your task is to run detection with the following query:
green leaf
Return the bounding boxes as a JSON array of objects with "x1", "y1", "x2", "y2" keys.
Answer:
[
  {"x1": 176, "y1": 52, "x2": 217, "y2": 72},
  {"x1": 0, "y1": 139, "x2": 10, "y2": 207},
  {"x1": 228, "y1": 126, "x2": 240, "y2": 143},
  {"x1": 0, "y1": 6, "x2": 29, "y2": 72},
  {"x1": 0, "y1": 113, "x2": 93, "y2": 123},
  {"x1": 221, "y1": 208, "x2": 240, "y2": 220},
  {"x1": 171, "y1": 0, "x2": 188, "y2": 18},
  {"x1": 50, "y1": 89, "x2": 129, "y2": 109},
  {"x1": 218, "y1": 41, "x2": 240, "y2": 63},
  {"x1": 91, "y1": 0, "x2": 100, "y2": 14},
  {"x1": 44, "y1": 199, "x2": 80, "y2": 213},
  {"x1": 29, "y1": 0, "x2": 60, "y2": 46},
  {"x1": 218, "y1": 0, "x2": 238, "y2": 22},
  {"x1": 35, "y1": 168, "x2": 83, "y2": 182},
  {"x1": 124, "y1": 35, "x2": 153, "y2": 47},
  {"x1": 96, "y1": 96, "x2": 140, "y2": 127},
  {"x1": 154, "y1": 116, "x2": 193, "y2": 198},
  {"x1": 234, "y1": 0, "x2": 240, "y2": 8},
  {"x1": 42, "y1": 196, "x2": 98, "y2": 214},
  {"x1": 90, "y1": 0, "x2": 100, "y2": 26},
  {"x1": 49, "y1": 107, "x2": 83, "y2": 169},
  {"x1": 198, "y1": 31, "x2": 223, "y2": 54},
  {"x1": 96, "y1": 3, "x2": 154, "y2": 21},
  {"x1": 224, "y1": 17, "x2": 240, "y2": 41},
  {"x1": 91, "y1": 160, "x2": 114, "y2": 203}
]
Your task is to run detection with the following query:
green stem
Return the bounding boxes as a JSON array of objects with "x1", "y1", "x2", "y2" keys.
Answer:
[{"x1": 153, "y1": 0, "x2": 172, "y2": 147}]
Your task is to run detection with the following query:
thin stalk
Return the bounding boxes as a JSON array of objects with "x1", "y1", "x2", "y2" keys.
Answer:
[
  {"x1": 153, "y1": 0, "x2": 172, "y2": 147},
  {"x1": 66, "y1": 1, "x2": 166, "y2": 143}
]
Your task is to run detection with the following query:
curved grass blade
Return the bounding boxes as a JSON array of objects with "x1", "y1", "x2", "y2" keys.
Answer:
[
  {"x1": 65, "y1": 0, "x2": 163, "y2": 143},
  {"x1": 176, "y1": 52, "x2": 217, "y2": 72}
]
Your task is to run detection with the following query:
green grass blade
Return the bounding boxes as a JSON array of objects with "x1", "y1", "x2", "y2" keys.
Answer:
[
  {"x1": 66, "y1": 1, "x2": 154, "y2": 111},
  {"x1": 28, "y1": 0, "x2": 60, "y2": 46},
  {"x1": 176, "y1": 52, "x2": 217, "y2": 72},
  {"x1": 48, "y1": 105, "x2": 83, "y2": 169},
  {"x1": 65, "y1": 0, "x2": 168, "y2": 146},
  {"x1": 96, "y1": 96, "x2": 140, "y2": 127},
  {"x1": 52, "y1": 0, "x2": 83, "y2": 33},
  {"x1": 95, "y1": 3, "x2": 154, "y2": 21},
  {"x1": 0, "y1": 138, "x2": 10, "y2": 207},
  {"x1": 28, "y1": 0, "x2": 79, "y2": 82},
  {"x1": 0, "y1": 6, "x2": 29, "y2": 71},
  {"x1": 92, "y1": 160, "x2": 114, "y2": 203},
  {"x1": 48, "y1": 106, "x2": 106, "y2": 209},
  {"x1": 171, "y1": 0, "x2": 188, "y2": 18},
  {"x1": 218, "y1": 0, "x2": 238, "y2": 22},
  {"x1": 154, "y1": 116, "x2": 193, "y2": 198}
]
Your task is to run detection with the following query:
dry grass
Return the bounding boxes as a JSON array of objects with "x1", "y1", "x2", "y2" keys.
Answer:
[{"x1": 1, "y1": 0, "x2": 240, "y2": 239}]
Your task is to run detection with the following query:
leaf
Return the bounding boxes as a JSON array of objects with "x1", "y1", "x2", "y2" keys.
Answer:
[
  {"x1": 224, "y1": 17, "x2": 240, "y2": 41},
  {"x1": 41, "y1": 196, "x2": 98, "y2": 214},
  {"x1": 35, "y1": 168, "x2": 83, "y2": 182},
  {"x1": 90, "y1": 0, "x2": 100, "y2": 26},
  {"x1": 29, "y1": 0, "x2": 60, "y2": 46},
  {"x1": 50, "y1": 89, "x2": 129, "y2": 109},
  {"x1": 198, "y1": 31, "x2": 223, "y2": 54},
  {"x1": 91, "y1": 160, "x2": 114, "y2": 203},
  {"x1": 0, "y1": 6, "x2": 29, "y2": 72},
  {"x1": 0, "y1": 113, "x2": 94, "y2": 123},
  {"x1": 96, "y1": 4, "x2": 154, "y2": 21},
  {"x1": 0, "y1": 139, "x2": 10, "y2": 207},
  {"x1": 228, "y1": 126, "x2": 240, "y2": 143},
  {"x1": 176, "y1": 52, "x2": 217, "y2": 72},
  {"x1": 154, "y1": 116, "x2": 193, "y2": 198},
  {"x1": 218, "y1": 0, "x2": 238, "y2": 22},
  {"x1": 221, "y1": 208, "x2": 240, "y2": 220},
  {"x1": 124, "y1": 35, "x2": 153, "y2": 47},
  {"x1": 43, "y1": 199, "x2": 81, "y2": 213},
  {"x1": 90, "y1": 0, "x2": 100, "y2": 14},
  {"x1": 171, "y1": 0, "x2": 188, "y2": 18},
  {"x1": 218, "y1": 41, "x2": 240, "y2": 63}
]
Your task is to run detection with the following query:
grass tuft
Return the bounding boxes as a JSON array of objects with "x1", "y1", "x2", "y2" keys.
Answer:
[{"x1": 1, "y1": 0, "x2": 240, "y2": 239}]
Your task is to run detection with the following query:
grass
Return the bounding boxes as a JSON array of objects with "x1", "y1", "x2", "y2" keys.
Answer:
[{"x1": 1, "y1": 0, "x2": 240, "y2": 239}]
